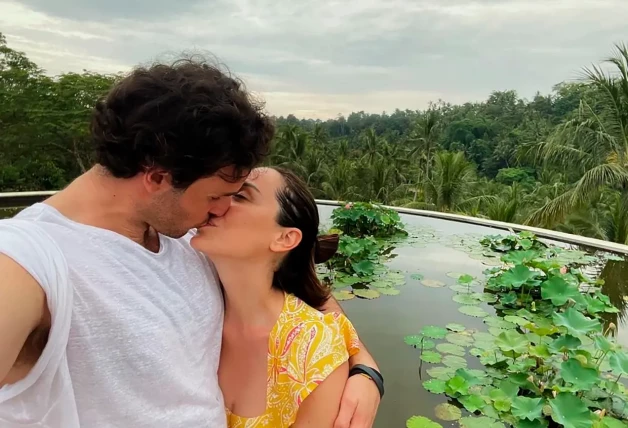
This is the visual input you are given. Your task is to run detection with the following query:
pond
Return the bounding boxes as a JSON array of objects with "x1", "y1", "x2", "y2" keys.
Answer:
[{"x1": 316, "y1": 204, "x2": 628, "y2": 428}]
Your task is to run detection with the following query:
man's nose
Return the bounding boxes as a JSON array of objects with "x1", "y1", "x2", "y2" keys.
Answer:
[{"x1": 210, "y1": 196, "x2": 232, "y2": 217}]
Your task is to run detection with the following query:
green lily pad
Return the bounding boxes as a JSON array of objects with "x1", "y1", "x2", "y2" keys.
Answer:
[
  {"x1": 484, "y1": 316, "x2": 516, "y2": 329},
  {"x1": 451, "y1": 284, "x2": 475, "y2": 293},
  {"x1": 460, "y1": 416, "x2": 505, "y2": 428},
  {"x1": 459, "y1": 305, "x2": 489, "y2": 318},
  {"x1": 453, "y1": 294, "x2": 483, "y2": 305},
  {"x1": 407, "y1": 416, "x2": 443, "y2": 428},
  {"x1": 353, "y1": 288, "x2": 381, "y2": 299},
  {"x1": 495, "y1": 330, "x2": 529, "y2": 354},
  {"x1": 436, "y1": 343, "x2": 466, "y2": 356},
  {"x1": 426, "y1": 366, "x2": 456, "y2": 380},
  {"x1": 516, "y1": 419, "x2": 548, "y2": 428},
  {"x1": 446, "y1": 332, "x2": 474, "y2": 347},
  {"x1": 442, "y1": 355, "x2": 467, "y2": 369},
  {"x1": 332, "y1": 290, "x2": 355, "y2": 301},
  {"x1": 421, "y1": 325, "x2": 448, "y2": 339},
  {"x1": 404, "y1": 336, "x2": 435, "y2": 349},
  {"x1": 410, "y1": 273, "x2": 425, "y2": 281},
  {"x1": 422, "y1": 379, "x2": 447, "y2": 394},
  {"x1": 549, "y1": 392, "x2": 593, "y2": 428},
  {"x1": 504, "y1": 315, "x2": 530, "y2": 326},
  {"x1": 553, "y1": 308, "x2": 602, "y2": 336},
  {"x1": 434, "y1": 403, "x2": 461, "y2": 421},
  {"x1": 446, "y1": 323, "x2": 466, "y2": 332},
  {"x1": 459, "y1": 394, "x2": 488, "y2": 413},
  {"x1": 541, "y1": 276, "x2": 582, "y2": 306},
  {"x1": 378, "y1": 288, "x2": 401, "y2": 296},
  {"x1": 458, "y1": 274, "x2": 475, "y2": 285},
  {"x1": 447, "y1": 272, "x2": 466, "y2": 279},
  {"x1": 479, "y1": 293, "x2": 498, "y2": 303},
  {"x1": 488, "y1": 327, "x2": 507, "y2": 337},
  {"x1": 422, "y1": 279, "x2": 446, "y2": 288},
  {"x1": 561, "y1": 358, "x2": 599, "y2": 389},
  {"x1": 421, "y1": 351, "x2": 442, "y2": 364},
  {"x1": 511, "y1": 396, "x2": 544, "y2": 421},
  {"x1": 600, "y1": 417, "x2": 627, "y2": 428}
]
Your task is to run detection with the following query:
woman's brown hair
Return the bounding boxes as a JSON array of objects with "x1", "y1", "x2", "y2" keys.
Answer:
[{"x1": 272, "y1": 167, "x2": 339, "y2": 309}]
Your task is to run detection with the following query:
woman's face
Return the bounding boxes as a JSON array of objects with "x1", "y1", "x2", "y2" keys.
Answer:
[{"x1": 190, "y1": 168, "x2": 301, "y2": 261}]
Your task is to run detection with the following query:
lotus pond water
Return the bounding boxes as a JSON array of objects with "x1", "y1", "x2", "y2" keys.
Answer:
[{"x1": 318, "y1": 203, "x2": 628, "y2": 428}]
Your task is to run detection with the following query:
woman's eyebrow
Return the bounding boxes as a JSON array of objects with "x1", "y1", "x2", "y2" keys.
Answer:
[{"x1": 241, "y1": 182, "x2": 261, "y2": 194}]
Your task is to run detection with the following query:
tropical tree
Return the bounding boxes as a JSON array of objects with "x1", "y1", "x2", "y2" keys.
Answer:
[{"x1": 525, "y1": 43, "x2": 628, "y2": 241}]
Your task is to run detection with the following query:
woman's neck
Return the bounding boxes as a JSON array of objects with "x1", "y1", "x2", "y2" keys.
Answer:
[{"x1": 216, "y1": 259, "x2": 285, "y2": 330}]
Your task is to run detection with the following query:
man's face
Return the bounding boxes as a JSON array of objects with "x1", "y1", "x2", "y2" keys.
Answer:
[{"x1": 146, "y1": 166, "x2": 247, "y2": 239}]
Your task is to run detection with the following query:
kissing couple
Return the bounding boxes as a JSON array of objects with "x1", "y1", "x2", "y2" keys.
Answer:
[{"x1": 0, "y1": 57, "x2": 383, "y2": 427}]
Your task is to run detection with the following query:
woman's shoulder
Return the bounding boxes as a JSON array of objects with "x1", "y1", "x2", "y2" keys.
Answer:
[{"x1": 274, "y1": 294, "x2": 360, "y2": 359}]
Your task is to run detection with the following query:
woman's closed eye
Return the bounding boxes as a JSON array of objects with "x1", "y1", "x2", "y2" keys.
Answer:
[{"x1": 232, "y1": 193, "x2": 247, "y2": 201}]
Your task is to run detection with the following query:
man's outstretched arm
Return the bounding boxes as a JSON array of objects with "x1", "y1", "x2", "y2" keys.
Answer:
[
  {"x1": 319, "y1": 295, "x2": 382, "y2": 428},
  {"x1": 0, "y1": 254, "x2": 46, "y2": 386}
]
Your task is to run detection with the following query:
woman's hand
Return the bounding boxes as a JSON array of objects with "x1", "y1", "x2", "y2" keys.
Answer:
[{"x1": 333, "y1": 370, "x2": 381, "y2": 428}]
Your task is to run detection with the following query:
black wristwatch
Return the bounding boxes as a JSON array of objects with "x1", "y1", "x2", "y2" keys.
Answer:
[{"x1": 349, "y1": 364, "x2": 384, "y2": 399}]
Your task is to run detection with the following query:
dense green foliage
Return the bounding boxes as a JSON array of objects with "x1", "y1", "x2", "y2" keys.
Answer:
[
  {"x1": 2, "y1": 32, "x2": 628, "y2": 243},
  {"x1": 406, "y1": 232, "x2": 628, "y2": 428}
]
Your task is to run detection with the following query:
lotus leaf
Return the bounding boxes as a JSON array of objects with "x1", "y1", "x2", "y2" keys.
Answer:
[
  {"x1": 459, "y1": 305, "x2": 489, "y2": 318},
  {"x1": 479, "y1": 293, "x2": 498, "y2": 303},
  {"x1": 500, "y1": 292, "x2": 518, "y2": 305},
  {"x1": 422, "y1": 279, "x2": 446, "y2": 288},
  {"x1": 484, "y1": 316, "x2": 516, "y2": 329},
  {"x1": 410, "y1": 273, "x2": 425, "y2": 281},
  {"x1": 442, "y1": 355, "x2": 467, "y2": 369},
  {"x1": 446, "y1": 332, "x2": 474, "y2": 347},
  {"x1": 549, "y1": 392, "x2": 593, "y2": 428},
  {"x1": 609, "y1": 352, "x2": 628, "y2": 375},
  {"x1": 446, "y1": 375, "x2": 469, "y2": 395},
  {"x1": 460, "y1": 416, "x2": 505, "y2": 428},
  {"x1": 378, "y1": 288, "x2": 401, "y2": 296},
  {"x1": 501, "y1": 250, "x2": 540, "y2": 265},
  {"x1": 488, "y1": 327, "x2": 507, "y2": 337},
  {"x1": 332, "y1": 290, "x2": 355, "y2": 301},
  {"x1": 459, "y1": 394, "x2": 488, "y2": 413},
  {"x1": 451, "y1": 285, "x2": 475, "y2": 293},
  {"x1": 434, "y1": 403, "x2": 462, "y2": 421},
  {"x1": 553, "y1": 308, "x2": 602, "y2": 336},
  {"x1": 446, "y1": 323, "x2": 466, "y2": 332},
  {"x1": 351, "y1": 260, "x2": 376, "y2": 276},
  {"x1": 436, "y1": 343, "x2": 466, "y2": 356},
  {"x1": 541, "y1": 276, "x2": 582, "y2": 306},
  {"x1": 453, "y1": 294, "x2": 483, "y2": 305},
  {"x1": 406, "y1": 416, "x2": 443, "y2": 428},
  {"x1": 458, "y1": 274, "x2": 475, "y2": 285},
  {"x1": 422, "y1": 379, "x2": 447, "y2": 394},
  {"x1": 447, "y1": 272, "x2": 466, "y2": 279},
  {"x1": 504, "y1": 315, "x2": 530, "y2": 326},
  {"x1": 516, "y1": 419, "x2": 549, "y2": 428},
  {"x1": 352, "y1": 288, "x2": 381, "y2": 299},
  {"x1": 426, "y1": 366, "x2": 456, "y2": 380},
  {"x1": 549, "y1": 334, "x2": 582, "y2": 352},
  {"x1": 495, "y1": 330, "x2": 529, "y2": 354},
  {"x1": 493, "y1": 398, "x2": 511, "y2": 412},
  {"x1": 421, "y1": 351, "x2": 442, "y2": 363},
  {"x1": 498, "y1": 264, "x2": 539, "y2": 289},
  {"x1": 421, "y1": 325, "x2": 448, "y2": 339},
  {"x1": 529, "y1": 344, "x2": 551, "y2": 358},
  {"x1": 560, "y1": 358, "x2": 599, "y2": 389},
  {"x1": 599, "y1": 417, "x2": 627, "y2": 428}
]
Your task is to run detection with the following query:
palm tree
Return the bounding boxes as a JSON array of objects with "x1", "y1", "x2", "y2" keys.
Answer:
[
  {"x1": 425, "y1": 151, "x2": 475, "y2": 211},
  {"x1": 409, "y1": 109, "x2": 440, "y2": 201},
  {"x1": 525, "y1": 43, "x2": 628, "y2": 238}
]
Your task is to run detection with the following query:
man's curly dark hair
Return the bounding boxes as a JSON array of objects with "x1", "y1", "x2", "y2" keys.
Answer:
[{"x1": 90, "y1": 57, "x2": 274, "y2": 188}]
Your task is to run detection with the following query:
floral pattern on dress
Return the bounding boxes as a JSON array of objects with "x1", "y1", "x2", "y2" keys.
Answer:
[{"x1": 225, "y1": 293, "x2": 361, "y2": 428}]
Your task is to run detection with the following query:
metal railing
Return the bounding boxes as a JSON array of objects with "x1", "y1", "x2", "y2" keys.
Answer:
[{"x1": 3, "y1": 191, "x2": 628, "y2": 255}]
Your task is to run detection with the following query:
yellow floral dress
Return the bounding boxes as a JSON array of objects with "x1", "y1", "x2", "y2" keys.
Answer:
[{"x1": 225, "y1": 293, "x2": 361, "y2": 428}]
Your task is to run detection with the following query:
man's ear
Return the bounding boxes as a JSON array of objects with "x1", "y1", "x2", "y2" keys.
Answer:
[
  {"x1": 270, "y1": 228, "x2": 303, "y2": 254},
  {"x1": 142, "y1": 169, "x2": 172, "y2": 193}
]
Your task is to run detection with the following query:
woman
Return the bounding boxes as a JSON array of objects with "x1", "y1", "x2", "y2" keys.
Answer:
[{"x1": 190, "y1": 167, "x2": 361, "y2": 427}]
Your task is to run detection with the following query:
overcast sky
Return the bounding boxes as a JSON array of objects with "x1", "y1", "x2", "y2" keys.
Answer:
[{"x1": 1, "y1": 0, "x2": 626, "y2": 119}]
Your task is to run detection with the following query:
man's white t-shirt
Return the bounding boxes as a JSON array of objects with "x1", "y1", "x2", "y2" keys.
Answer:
[{"x1": 0, "y1": 203, "x2": 227, "y2": 428}]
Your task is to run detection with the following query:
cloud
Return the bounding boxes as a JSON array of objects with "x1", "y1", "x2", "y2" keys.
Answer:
[{"x1": 1, "y1": 0, "x2": 627, "y2": 118}]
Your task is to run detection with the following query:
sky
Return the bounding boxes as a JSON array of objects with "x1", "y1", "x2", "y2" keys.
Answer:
[{"x1": 1, "y1": 0, "x2": 627, "y2": 119}]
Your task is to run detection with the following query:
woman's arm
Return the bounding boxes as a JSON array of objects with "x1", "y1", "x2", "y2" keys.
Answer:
[{"x1": 291, "y1": 361, "x2": 349, "y2": 428}]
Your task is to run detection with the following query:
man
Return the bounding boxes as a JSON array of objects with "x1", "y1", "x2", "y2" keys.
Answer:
[{"x1": 0, "y1": 58, "x2": 382, "y2": 427}]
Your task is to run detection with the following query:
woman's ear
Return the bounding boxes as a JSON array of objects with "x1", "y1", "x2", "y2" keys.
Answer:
[{"x1": 270, "y1": 228, "x2": 303, "y2": 254}]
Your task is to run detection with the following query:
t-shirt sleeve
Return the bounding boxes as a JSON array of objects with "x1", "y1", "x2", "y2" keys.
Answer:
[
  {"x1": 0, "y1": 219, "x2": 72, "y2": 401},
  {"x1": 291, "y1": 312, "x2": 361, "y2": 405}
]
